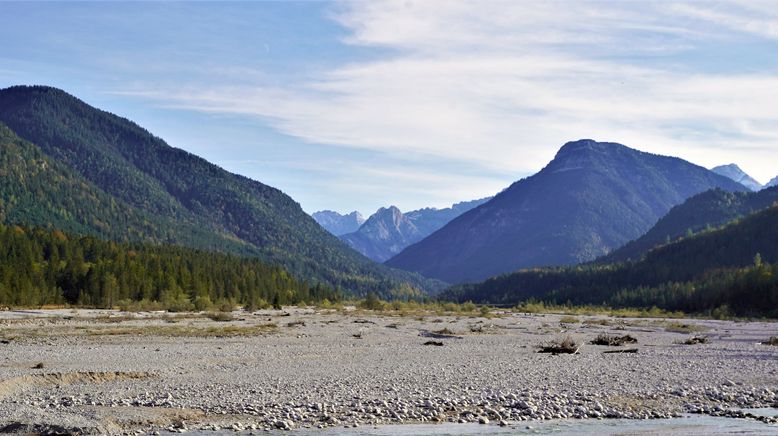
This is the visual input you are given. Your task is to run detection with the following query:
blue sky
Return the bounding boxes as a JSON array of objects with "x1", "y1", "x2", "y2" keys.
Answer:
[{"x1": 2, "y1": 1, "x2": 777, "y2": 216}]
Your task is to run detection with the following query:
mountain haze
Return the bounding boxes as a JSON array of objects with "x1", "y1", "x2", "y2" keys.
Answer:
[
  {"x1": 387, "y1": 140, "x2": 747, "y2": 283},
  {"x1": 711, "y1": 164, "x2": 762, "y2": 191},
  {"x1": 767, "y1": 176, "x2": 778, "y2": 188},
  {"x1": 340, "y1": 206, "x2": 421, "y2": 262},
  {"x1": 338, "y1": 198, "x2": 490, "y2": 262},
  {"x1": 0, "y1": 85, "x2": 441, "y2": 296},
  {"x1": 312, "y1": 210, "x2": 365, "y2": 236}
]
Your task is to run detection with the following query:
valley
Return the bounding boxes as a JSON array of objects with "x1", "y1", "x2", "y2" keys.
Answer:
[{"x1": 0, "y1": 307, "x2": 776, "y2": 434}]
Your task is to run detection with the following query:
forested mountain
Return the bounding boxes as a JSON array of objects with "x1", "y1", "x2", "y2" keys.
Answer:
[
  {"x1": 767, "y1": 176, "x2": 778, "y2": 188},
  {"x1": 387, "y1": 140, "x2": 747, "y2": 284},
  {"x1": 603, "y1": 187, "x2": 778, "y2": 263},
  {"x1": 337, "y1": 198, "x2": 490, "y2": 262},
  {"x1": 311, "y1": 210, "x2": 364, "y2": 236},
  {"x1": 443, "y1": 206, "x2": 778, "y2": 317},
  {"x1": 0, "y1": 224, "x2": 338, "y2": 308},
  {"x1": 711, "y1": 164, "x2": 762, "y2": 191},
  {"x1": 0, "y1": 85, "x2": 441, "y2": 296}
]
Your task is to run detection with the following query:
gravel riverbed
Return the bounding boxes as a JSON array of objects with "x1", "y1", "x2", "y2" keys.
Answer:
[{"x1": 0, "y1": 308, "x2": 776, "y2": 434}]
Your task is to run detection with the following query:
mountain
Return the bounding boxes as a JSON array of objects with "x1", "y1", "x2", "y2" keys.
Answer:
[
  {"x1": 711, "y1": 164, "x2": 762, "y2": 191},
  {"x1": 442, "y1": 205, "x2": 778, "y2": 317},
  {"x1": 404, "y1": 198, "x2": 491, "y2": 235},
  {"x1": 0, "y1": 85, "x2": 442, "y2": 296},
  {"x1": 338, "y1": 198, "x2": 490, "y2": 262},
  {"x1": 767, "y1": 176, "x2": 778, "y2": 188},
  {"x1": 603, "y1": 186, "x2": 778, "y2": 263},
  {"x1": 340, "y1": 206, "x2": 421, "y2": 262},
  {"x1": 386, "y1": 139, "x2": 748, "y2": 284},
  {"x1": 312, "y1": 210, "x2": 365, "y2": 236}
]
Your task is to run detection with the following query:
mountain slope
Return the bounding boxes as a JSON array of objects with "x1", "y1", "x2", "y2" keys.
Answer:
[
  {"x1": 404, "y1": 198, "x2": 491, "y2": 236},
  {"x1": 312, "y1": 210, "x2": 364, "y2": 236},
  {"x1": 602, "y1": 186, "x2": 778, "y2": 263},
  {"x1": 386, "y1": 139, "x2": 747, "y2": 283},
  {"x1": 767, "y1": 176, "x2": 778, "y2": 189},
  {"x1": 340, "y1": 206, "x2": 422, "y2": 262},
  {"x1": 0, "y1": 85, "x2": 441, "y2": 296},
  {"x1": 338, "y1": 198, "x2": 490, "y2": 262},
  {"x1": 443, "y1": 205, "x2": 778, "y2": 317},
  {"x1": 711, "y1": 164, "x2": 762, "y2": 191}
]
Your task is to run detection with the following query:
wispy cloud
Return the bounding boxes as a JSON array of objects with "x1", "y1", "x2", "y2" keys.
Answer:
[{"x1": 121, "y1": 0, "x2": 778, "y2": 185}]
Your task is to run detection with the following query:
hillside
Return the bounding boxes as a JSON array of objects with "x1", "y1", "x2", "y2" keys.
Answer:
[
  {"x1": 711, "y1": 164, "x2": 762, "y2": 191},
  {"x1": 443, "y1": 206, "x2": 778, "y2": 317},
  {"x1": 0, "y1": 85, "x2": 441, "y2": 296},
  {"x1": 387, "y1": 139, "x2": 747, "y2": 283},
  {"x1": 767, "y1": 176, "x2": 778, "y2": 188},
  {"x1": 0, "y1": 223, "x2": 338, "y2": 308},
  {"x1": 603, "y1": 186, "x2": 778, "y2": 263},
  {"x1": 312, "y1": 210, "x2": 364, "y2": 236},
  {"x1": 338, "y1": 198, "x2": 490, "y2": 262}
]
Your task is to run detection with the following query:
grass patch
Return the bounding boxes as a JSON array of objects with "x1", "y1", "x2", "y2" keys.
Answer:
[
  {"x1": 206, "y1": 312, "x2": 235, "y2": 322},
  {"x1": 559, "y1": 316, "x2": 580, "y2": 324},
  {"x1": 514, "y1": 301, "x2": 685, "y2": 318}
]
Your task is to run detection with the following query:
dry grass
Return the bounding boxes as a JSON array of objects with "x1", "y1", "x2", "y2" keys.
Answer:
[
  {"x1": 2, "y1": 322, "x2": 278, "y2": 338},
  {"x1": 559, "y1": 316, "x2": 580, "y2": 324},
  {"x1": 538, "y1": 335, "x2": 580, "y2": 354},
  {"x1": 206, "y1": 312, "x2": 235, "y2": 322}
]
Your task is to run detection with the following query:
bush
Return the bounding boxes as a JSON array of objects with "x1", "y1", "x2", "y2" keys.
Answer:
[{"x1": 193, "y1": 295, "x2": 213, "y2": 312}]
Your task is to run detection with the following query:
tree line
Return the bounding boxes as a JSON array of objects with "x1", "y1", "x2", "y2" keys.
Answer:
[{"x1": 0, "y1": 224, "x2": 340, "y2": 309}]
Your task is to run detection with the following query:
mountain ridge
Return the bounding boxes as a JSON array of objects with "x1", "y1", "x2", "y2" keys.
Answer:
[
  {"x1": 336, "y1": 198, "x2": 490, "y2": 262},
  {"x1": 386, "y1": 139, "x2": 748, "y2": 283},
  {"x1": 0, "y1": 85, "x2": 442, "y2": 296},
  {"x1": 312, "y1": 210, "x2": 365, "y2": 236},
  {"x1": 711, "y1": 164, "x2": 762, "y2": 191}
]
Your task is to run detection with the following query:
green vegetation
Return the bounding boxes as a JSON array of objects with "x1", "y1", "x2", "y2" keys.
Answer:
[
  {"x1": 603, "y1": 187, "x2": 778, "y2": 263},
  {"x1": 444, "y1": 207, "x2": 778, "y2": 318},
  {"x1": 0, "y1": 223, "x2": 339, "y2": 309},
  {"x1": 0, "y1": 85, "x2": 442, "y2": 297}
]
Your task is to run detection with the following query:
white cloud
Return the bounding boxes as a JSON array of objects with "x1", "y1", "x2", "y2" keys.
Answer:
[{"x1": 122, "y1": 0, "x2": 778, "y2": 185}]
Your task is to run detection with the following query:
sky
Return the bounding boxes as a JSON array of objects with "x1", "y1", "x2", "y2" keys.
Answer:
[{"x1": 1, "y1": 1, "x2": 777, "y2": 216}]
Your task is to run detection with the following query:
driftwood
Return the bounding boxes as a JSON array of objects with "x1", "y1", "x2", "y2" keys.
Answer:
[
  {"x1": 590, "y1": 334, "x2": 638, "y2": 346},
  {"x1": 538, "y1": 336, "x2": 580, "y2": 355},
  {"x1": 683, "y1": 336, "x2": 709, "y2": 345},
  {"x1": 423, "y1": 341, "x2": 444, "y2": 346},
  {"x1": 420, "y1": 330, "x2": 462, "y2": 340},
  {"x1": 602, "y1": 348, "x2": 638, "y2": 354}
]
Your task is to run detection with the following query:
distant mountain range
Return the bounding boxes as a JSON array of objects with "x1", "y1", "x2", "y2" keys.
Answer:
[
  {"x1": 767, "y1": 176, "x2": 778, "y2": 188},
  {"x1": 312, "y1": 210, "x2": 365, "y2": 236},
  {"x1": 442, "y1": 204, "x2": 778, "y2": 317},
  {"x1": 335, "y1": 198, "x2": 490, "y2": 262},
  {"x1": 602, "y1": 186, "x2": 778, "y2": 263},
  {"x1": 386, "y1": 139, "x2": 747, "y2": 284},
  {"x1": 711, "y1": 164, "x2": 763, "y2": 191},
  {"x1": 0, "y1": 85, "x2": 441, "y2": 296}
]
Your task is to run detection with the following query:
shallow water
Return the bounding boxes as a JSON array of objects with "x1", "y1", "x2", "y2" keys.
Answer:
[
  {"x1": 310, "y1": 414, "x2": 777, "y2": 435},
  {"x1": 169, "y1": 412, "x2": 778, "y2": 435}
]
